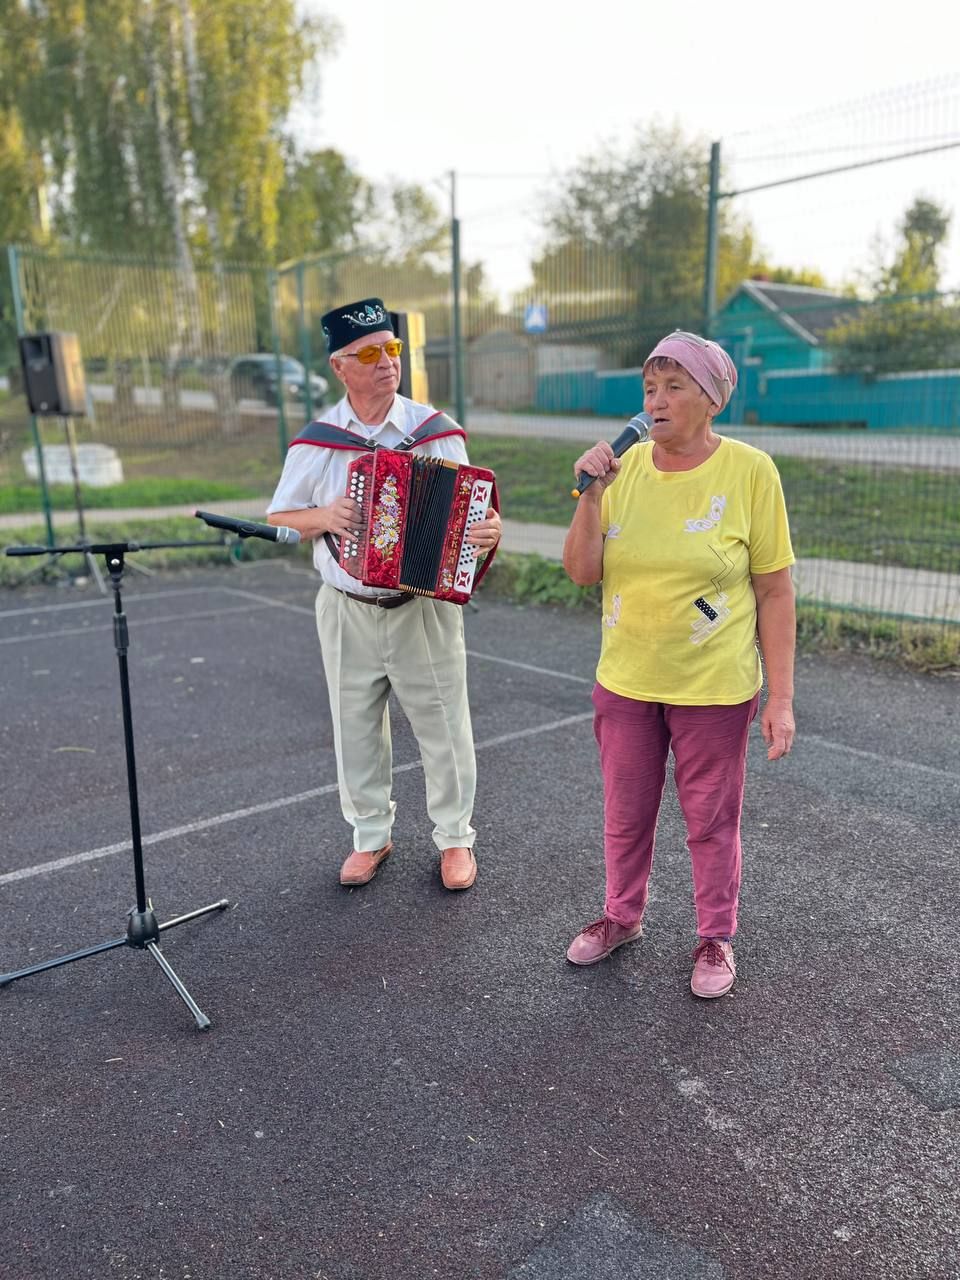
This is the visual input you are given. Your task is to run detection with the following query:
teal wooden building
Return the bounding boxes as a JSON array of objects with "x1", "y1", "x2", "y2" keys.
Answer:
[{"x1": 532, "y1": 278, "x2": 960, "y2": 430}]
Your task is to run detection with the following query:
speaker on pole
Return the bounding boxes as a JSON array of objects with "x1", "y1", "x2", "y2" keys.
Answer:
[{"x1": 18, "y1": 332, "x2": 88, "y2": 417}]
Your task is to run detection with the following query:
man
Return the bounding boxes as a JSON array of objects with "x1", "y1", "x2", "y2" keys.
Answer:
[{"x1": 266, "y1": 298, "x2": 501, "y2": 891}]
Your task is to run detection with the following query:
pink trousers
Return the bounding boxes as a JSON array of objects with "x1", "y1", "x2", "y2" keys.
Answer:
[{"x1": 592, "y1": 683, "x2": 760, "y2": 938}]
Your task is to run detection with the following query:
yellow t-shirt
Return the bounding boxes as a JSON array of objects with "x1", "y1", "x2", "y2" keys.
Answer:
[{"x1": 597, "y1": 437, "x2": 795, "y2": 705}]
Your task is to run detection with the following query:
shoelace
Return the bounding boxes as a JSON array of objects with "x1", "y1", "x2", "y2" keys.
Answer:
[
  {"x1": 581, "y1": 917, "x2": 610, "y2": 937},
  {"x1": 692, "y1": 938, "x2": 733, "y2": 972}
]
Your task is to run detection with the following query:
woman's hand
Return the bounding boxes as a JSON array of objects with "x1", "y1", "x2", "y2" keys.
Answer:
[
  {"x1": 761, "y1": 694, "x2": 795, "y2": 760},
  {"x1": 573, "y1": 441, "x2": 620, "y2": 495}
]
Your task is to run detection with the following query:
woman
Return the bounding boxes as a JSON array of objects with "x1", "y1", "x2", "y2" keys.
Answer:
[{"x1": 563, "y1": 331, "x2": 795, "y2": 998}]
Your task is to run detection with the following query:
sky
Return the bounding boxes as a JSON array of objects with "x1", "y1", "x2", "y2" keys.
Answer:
[{"x1": 295, "y1": 0, "x2": 960, "y2": 304}]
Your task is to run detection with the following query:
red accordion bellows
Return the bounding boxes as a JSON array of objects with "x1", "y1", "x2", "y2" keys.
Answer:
[{"x1": 339, "y1": 448, "x2": 498, "y2": 604}]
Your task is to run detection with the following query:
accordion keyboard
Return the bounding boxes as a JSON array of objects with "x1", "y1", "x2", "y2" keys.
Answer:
[
  {"x1": 344, "y1": 463, "x2": 370, "y2": 563},
  {"x1": 453, "y1": 477, "x2": 495, "y2": 595}
]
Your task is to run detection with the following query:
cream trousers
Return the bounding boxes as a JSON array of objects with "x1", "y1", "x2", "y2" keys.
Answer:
[{"x1": 314, "y1": 585, "x2": 478, "y2": 854}]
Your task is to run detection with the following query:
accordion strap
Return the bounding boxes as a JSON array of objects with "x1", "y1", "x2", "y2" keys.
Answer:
[
  {"x1": 290, "y1": 411, "x2": 466, "y2": 454},
  {"x1": 395, "y1": 410, "x2": 466, "y2": 450},
  {"x1": 290, "y1": 422, "x2": 372, "y2": 451}
]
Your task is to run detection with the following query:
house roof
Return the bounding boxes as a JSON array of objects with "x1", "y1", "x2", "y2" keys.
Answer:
[{"x1": 723, "y1": 279, "x2": 861, "y2": 346}]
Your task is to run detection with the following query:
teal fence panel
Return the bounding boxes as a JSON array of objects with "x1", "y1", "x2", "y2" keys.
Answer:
[
  {"x1": 537, "y1": 361, "x2": 960, "y2": 431},
  {"x1": 747, "y1": 368, "x2": 960, "y2": 429},
  {"x1": 535, "y1": 370, "x2": 597, "y2": 413}
]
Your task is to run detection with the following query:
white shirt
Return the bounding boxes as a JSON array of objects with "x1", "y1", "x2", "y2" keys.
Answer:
[{"x1": 267, "y1": 393, "x2": 470, "y2": 595}]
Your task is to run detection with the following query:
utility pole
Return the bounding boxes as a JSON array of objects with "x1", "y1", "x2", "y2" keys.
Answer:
[
  {"x1": 450, "y1": 169, "x2": 466, "y2": 426},
  {"x1": 703, "y1": 141, "x2": 721, "y2": 337}
]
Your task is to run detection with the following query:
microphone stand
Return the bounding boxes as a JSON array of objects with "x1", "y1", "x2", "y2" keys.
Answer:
[{"x1": 1, "y1": 536, "x2": 233, "y2": 1030}]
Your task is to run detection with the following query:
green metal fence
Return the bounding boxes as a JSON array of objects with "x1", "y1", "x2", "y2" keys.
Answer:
[
  {"x1": 3, "y1": 105, "x2": 959, "y2": 637},
  {"x1": 3, "y1": 246, "x2": 289, "y2": 519}
]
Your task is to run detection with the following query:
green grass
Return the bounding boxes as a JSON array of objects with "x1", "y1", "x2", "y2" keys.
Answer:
[
  {"x1": 468, "y1": 437, "x2": 960, "y2": 574},
  {"x1": 3, "y1": 426, "x2": 958, "y2": 577},
  {"x1": 0, "y1": 514, "x2": 298, "y2": 585},
  {"x1": 775, "y1": 456, "x2": 960, "y2": 572},
  {"x1": 0, "y1": 476, "x2": 262, "y2": 514}
]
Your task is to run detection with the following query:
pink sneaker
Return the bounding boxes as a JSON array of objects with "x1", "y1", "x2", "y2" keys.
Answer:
[
  {"x1": 690, "y1": 938, "x2": 736, "y2": 998},
  {"x1": 566, "y1": 916, "x2": 643, "y2": 966}
]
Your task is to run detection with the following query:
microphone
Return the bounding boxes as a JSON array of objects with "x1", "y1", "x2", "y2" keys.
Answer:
[
  {"x1": 571, "y1": 412, "x2": 653, "y2": 498},
  {"x1": 194, "y1": 510, "x2": 301, "y2": 544}
]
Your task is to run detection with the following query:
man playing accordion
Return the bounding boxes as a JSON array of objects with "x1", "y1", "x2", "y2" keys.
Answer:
[{"x1": 267, "y1": 298, "x2": 501, "y2": 891}]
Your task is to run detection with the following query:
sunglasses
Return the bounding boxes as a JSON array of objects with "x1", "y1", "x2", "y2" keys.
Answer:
[{"x1": 338, "y1": 339, "x2": 404, "y2": 365}]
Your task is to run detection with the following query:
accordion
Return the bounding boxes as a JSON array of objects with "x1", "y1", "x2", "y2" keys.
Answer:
[{"x1": 339, "y1": 447, "x2": 498, "y2": 604}]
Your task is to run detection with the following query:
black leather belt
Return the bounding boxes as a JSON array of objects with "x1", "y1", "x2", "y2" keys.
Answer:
[{"x1": 337, "y1": 588, "x2": 416, "y2": 610}]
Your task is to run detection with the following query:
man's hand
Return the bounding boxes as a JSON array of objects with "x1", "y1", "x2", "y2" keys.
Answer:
[
  {"x1": 467, "y1": 507, "x2": 502, "y2": 557},
  {"x1": 324, "y1": 496, "x2": 363, "y2": 538}
]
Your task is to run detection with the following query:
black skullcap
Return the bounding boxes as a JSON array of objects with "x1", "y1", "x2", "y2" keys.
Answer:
[{"x1": 321, "y1": 297, "x2": 393, "y2": 356}]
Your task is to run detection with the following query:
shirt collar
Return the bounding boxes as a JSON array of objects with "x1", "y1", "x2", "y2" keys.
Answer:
[{"x1": 344, "y1": 394, "x2": 401, "y2": 438}]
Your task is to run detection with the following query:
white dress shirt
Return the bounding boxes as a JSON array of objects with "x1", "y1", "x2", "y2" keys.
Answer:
[{"x1": 267, "y1": 394, "x2": 469, "y2": 595}]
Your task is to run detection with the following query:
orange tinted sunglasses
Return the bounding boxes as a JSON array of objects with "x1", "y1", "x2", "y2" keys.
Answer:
[{"x1": 338, "y1": 339, "x2": 404, "y2": 365}]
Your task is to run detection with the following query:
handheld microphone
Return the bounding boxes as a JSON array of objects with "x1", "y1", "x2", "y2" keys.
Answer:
[
  {"x1": 194, "y1": 510, "x2": 301, "y2": 544},
  {"x1": 571, "y1": 412, "x2": 653, "y2": 498}
]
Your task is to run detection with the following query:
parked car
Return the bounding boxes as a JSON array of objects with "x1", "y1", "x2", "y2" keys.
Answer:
[{"x1": 228, "y1": 354, "x2": 328, "y2": 407}]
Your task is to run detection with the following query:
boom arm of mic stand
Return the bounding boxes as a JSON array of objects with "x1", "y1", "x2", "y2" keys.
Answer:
[{"x1": 5, "y1": 538, "x2": 226, "y2": 558}]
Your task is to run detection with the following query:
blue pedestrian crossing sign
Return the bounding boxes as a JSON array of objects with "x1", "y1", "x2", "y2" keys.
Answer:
[{"x1": 524, "y1": 303, "x2": 548, "y2": 333}]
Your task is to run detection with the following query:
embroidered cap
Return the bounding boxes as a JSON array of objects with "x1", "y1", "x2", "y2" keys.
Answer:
[{"x1": 321, "y1": 297, "x2": 394, "y2": 356}]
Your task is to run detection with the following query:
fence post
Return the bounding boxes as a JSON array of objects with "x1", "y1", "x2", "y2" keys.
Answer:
[
  {"x1": 452, "y1": 216, "x2": 466, "y2": 427},
  {"x1": 449, "y1": 170, "x2": 466, "y2": 426},
  {"x1": 703, "y1": 140, "x2": 721, "y2": 337},
  {"x1": 7, "y1": 245, "x2": 56, "y2": 549},
  {"x1": 295, "y1": 259, "x2": 313, "y2": 422},
  {"x1": 268, "y1": 268, "x2": 288, "y2": 462}
]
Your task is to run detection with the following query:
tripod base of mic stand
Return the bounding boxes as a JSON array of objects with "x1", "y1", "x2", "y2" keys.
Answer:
[
  {"x1": 12, "y1": 546, "x2": 108, "y2": 594},
  {"x1": 0, "y1": 898, "x2": 230, "y2": 1031}
]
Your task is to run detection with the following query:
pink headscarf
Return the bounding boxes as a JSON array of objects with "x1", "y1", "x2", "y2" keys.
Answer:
[{"x1": 644, "y1": 331, "x2": 738, "y2": 411}]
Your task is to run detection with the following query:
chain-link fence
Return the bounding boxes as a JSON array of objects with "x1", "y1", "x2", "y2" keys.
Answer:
[
  {"x1": 3, "y1": 78, "x2": 959, "y2": 634},
  {"x1": 2, "y1": 248, "x2": 291, "y2": 517}
]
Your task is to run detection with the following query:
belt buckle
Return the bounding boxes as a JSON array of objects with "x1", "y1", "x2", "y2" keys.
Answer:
[{"x1": 375, "y1": 594, "x2": 392, "y2": 608}]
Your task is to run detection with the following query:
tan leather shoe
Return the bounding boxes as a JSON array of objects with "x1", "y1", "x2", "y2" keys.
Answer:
[
  {"x1": 440, "y1": 846, "x2": 477, "y2": 891},
  {"x1": 339, "y1": 841, "x2": 392, "y2": 886}
]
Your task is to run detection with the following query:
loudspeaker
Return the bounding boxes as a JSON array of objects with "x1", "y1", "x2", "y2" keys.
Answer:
[
  {"x1": 18, "y1": 332, "x2": 87, "y2": 416},
  {"x1": 389, "y1": 310, "x2": 429, "y2": 404}
]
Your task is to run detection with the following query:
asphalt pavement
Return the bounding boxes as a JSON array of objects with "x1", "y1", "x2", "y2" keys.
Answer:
[{"x1": 0, "y1": 560, "x2": 958, "y2": 1280}]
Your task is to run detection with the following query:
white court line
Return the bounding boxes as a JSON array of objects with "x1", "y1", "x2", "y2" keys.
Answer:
[
  {"x1": 0, "y1": 602, "x2": 275, "y2": 645},
  {"x1": 0, "y1": 712, "x2": 594, "y2": 886},
  {"x1": 215, "y1": 588, "x2": 597, "y2": 685},
  {"x1": 0, "y1": 585, "x2": 215, "y2": 620},
  {"x1": 5, "y1": 582, "x2": 955, "y2": 888},
  {"x1": 465, "y1": 650, "x2": 593, "y2": 683},
  {"x1": 802, "y1": 733, "x2": 960, "y2": 781},
  {"x1": 219, "y1": 585, "x2": 314, "y2": 616}
]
